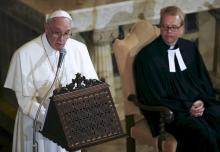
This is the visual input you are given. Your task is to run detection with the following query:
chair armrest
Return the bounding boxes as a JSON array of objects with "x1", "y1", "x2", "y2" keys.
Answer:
[
  {"x1": 128, "y1": 94, "x2": 174, "y2": 123},
  {"x1": 128, "y1": 93, "x2": 174, "y2": 149}
]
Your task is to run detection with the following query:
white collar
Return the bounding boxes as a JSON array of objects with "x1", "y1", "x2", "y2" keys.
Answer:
[{"x1": 167, "y1": 47, "x2": 187, "y2": 72}]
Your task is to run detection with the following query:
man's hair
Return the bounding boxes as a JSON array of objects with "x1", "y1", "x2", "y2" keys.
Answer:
[{"x1": 159, "y1": 6, "x2": 185, "y2": 26}]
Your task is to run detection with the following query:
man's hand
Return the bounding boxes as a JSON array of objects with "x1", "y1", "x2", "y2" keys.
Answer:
[{"x1": 190, "y1": 100, "x2": 205, "y2": 117}]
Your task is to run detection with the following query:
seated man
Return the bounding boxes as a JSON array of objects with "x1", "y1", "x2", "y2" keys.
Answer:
[{"x1": 133, "y1": 5, "x2": 220, "y2": 152}]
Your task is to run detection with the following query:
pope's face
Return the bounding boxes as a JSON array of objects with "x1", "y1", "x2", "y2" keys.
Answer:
[
  {"x1": 45, "y1": 17, "x2": 72, "y2": 51},
  {"x1": 160, "y1": 15, "x2": 184, "y2": 45}
]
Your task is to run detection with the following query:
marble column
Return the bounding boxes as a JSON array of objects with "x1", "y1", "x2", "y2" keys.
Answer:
[
  {"x1": 210, "y1": 9, "x2": 220, "y2": 76},
  {"x1": 92, "y1": 27, "x2": 119, "y2": 107},
  {"x1": 209, "y1": 9, "x2": 220, "y2": 88}
]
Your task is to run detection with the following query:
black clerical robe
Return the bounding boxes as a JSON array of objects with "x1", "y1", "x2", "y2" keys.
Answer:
[{"x1": 134, "y1": 36, "x2": 220, "y2": 152}]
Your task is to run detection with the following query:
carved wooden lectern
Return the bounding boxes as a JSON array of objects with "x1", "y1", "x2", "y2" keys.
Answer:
[{"x1": 41, "y1": 73, "x2": 125, "y2": 151}]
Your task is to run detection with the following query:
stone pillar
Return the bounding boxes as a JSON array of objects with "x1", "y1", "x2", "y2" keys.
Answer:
[
  {"x1": 210, "y1": 10, "x2": 220, "y2": 76},
  {"x1": 92, "y1": 27, "x2": 119, "y2": 106},
  {"x1": 210, "y1": 9, "x2": 220, "y2": 88}
]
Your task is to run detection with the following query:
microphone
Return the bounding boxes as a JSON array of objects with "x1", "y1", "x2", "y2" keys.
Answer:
[
  {"x1": 33, "y1": 48, "x2": 67, "y2": 152},
  {"x1": 57, "y1": 48, "x2": 67, "y2": 69}
]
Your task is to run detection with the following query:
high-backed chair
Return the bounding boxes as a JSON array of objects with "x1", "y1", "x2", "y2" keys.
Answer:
[{"x1": 113, "y1": 20, "x2": 177, "y2": 152}]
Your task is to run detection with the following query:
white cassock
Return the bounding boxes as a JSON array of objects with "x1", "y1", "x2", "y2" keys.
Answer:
[{"x1": 4, "y1": 33, "x2": 98, "y2": 152}]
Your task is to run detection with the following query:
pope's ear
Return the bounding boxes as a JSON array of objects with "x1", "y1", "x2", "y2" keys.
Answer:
[{"x1": 44, "y1": 23, "x2": 49, "y2": 34}]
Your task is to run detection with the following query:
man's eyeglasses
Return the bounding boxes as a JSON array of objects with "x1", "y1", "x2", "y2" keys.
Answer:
[
  {"x1": 50, "y1": 31, "x2": 72, "y2": 39},
  {"x1": 161, "y1": 24, "x2": 182, "y2": 32}
]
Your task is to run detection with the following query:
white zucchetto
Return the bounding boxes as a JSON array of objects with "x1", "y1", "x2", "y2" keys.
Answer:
[{"x1": 47, "y1": 10, "x2": 72, "y2": 21}]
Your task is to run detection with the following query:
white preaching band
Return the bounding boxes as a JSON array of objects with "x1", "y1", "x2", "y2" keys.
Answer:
[{"x1": 167, "y1": 46, "x2": 187, "y2": 72}]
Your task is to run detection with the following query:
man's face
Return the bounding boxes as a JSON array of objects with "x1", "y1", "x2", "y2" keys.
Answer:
[
  {"x1": 160, "y1": 15, "x2": 184, "y2": 45},
  {"x1": 45, "y1": 17, "x2": 72, "y2": 51}
]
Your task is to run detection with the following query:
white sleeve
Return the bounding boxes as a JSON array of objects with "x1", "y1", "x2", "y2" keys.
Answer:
[
  {"x1": 80, "y1": 44, "x2": 98, "y2": 79},
  {"x1": 15, "y1": 92, "x2": 46, "y2": 124}
]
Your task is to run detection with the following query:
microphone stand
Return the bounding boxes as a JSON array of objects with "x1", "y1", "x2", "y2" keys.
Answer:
[{"x1": 32, "y1": 50, "x2": 66, "y2": 152}]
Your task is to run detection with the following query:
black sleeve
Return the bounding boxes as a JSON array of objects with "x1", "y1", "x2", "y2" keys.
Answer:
[{"x1": 133, "y1": 51, "x2": 188, "y2": 112}]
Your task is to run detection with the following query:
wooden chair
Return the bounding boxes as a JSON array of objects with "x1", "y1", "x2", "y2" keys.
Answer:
[{"x1": 113, "y1": 20, "x2": 177, "y2": 152}]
